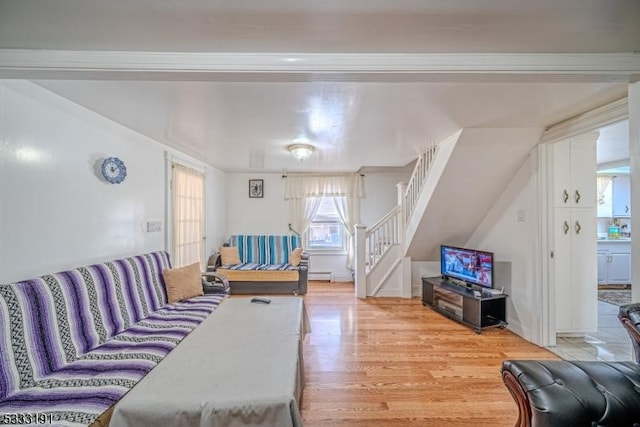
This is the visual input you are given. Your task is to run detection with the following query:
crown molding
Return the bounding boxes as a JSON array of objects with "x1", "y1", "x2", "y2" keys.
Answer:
[
  {"x1": 0, "y1": 50, "x2": 639, "y2": 81},
  {"x1": 541, "y1": 97, "x2": 628, "y2": 144}
]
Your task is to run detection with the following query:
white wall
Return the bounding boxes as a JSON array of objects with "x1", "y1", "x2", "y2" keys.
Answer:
[
  {"x1": 225, "y1": 170, "x2": 410, "y2": 281},
  {"x1": 225, "y1": 173, "x2": 290, "y2": 236},
  {"x1": 360, "y1": 171, "x2": 410, "y2": 226},
  {"x1": 205, "y1": 167, "x2": 228, "y2": 259},
  {"x1": 465, "y1": 150, "x2": 539, "y2": 341},
  {"x1": 630, "y1": 82, "x2": 640, "y2": 302},
  {"x1": 411, "y1": 261, "x2": 441, "y2": 295},
  {"x1": 0, "y1": 81, "x2": 226, "y2": 282}
]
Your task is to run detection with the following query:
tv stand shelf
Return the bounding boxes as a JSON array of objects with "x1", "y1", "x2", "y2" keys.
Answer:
[{"x1": 421, "y1": 277, "x2": 508, "y2": 333}]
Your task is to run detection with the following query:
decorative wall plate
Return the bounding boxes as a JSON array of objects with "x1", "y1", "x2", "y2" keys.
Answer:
[{"x1": 101, "y1": 157, "x2": 127, "y2": 184}]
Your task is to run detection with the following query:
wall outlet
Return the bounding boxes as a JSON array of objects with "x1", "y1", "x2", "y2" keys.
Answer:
[
  {"x1": 517, "y1": 209, "x2": 525, "y2": 222},
  {"x1": 146, "y1": 221, "x2": 162, "y2": 233}
]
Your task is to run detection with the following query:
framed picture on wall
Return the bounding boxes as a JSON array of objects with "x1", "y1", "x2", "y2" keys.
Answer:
[{"x1": 249, "y1": 179, "x2": 264, "y2": 198}]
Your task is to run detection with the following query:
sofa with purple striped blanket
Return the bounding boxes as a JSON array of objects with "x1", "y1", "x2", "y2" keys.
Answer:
[
  {"x1": 0, "y1": 251, "x2": 225, "y2": 426},
  {"x1": 209, "y1": 235, "x2": 309, "y2": 295}
]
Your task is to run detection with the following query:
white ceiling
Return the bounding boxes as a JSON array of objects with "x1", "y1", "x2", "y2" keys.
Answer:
[
  {"x1": 2, "y1": 0, "x2": 639, "y2": 172},
  {"x1": 597, "y1": 119, "x2": 630, "y2": 166},
  {"x1": 2, "y1": 0, "x2": 640, "y2": 53}
]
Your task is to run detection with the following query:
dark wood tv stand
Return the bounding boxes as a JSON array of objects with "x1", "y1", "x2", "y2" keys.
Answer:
[{"x1": 421, "y1": 276, "x2": 507, "y2": 333}]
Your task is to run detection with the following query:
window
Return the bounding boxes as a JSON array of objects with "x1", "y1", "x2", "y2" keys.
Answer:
[
  {"x1": 306, "y1": 197, "x2": 346, "y2": 251},
  {"x1": 171, "y1": 163, "x2": 205, "y2": 268}
]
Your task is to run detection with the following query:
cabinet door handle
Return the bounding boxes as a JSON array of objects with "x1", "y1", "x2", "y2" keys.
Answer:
[
  {"x1": 575, "y1": 221, "x2": 581, "y2": 234},
  {"x1": 563, "y1": 221, "x2": 569, "y2": 234},
  {"x1": 563, "y1": 190, "x2": 569, "y2": 203},
  {"x1": 574, "y1": 190, "x2": 581, "y2": 204},
  {"x1": 626, "y1": 205, "x2": 629, "y2": 214}
]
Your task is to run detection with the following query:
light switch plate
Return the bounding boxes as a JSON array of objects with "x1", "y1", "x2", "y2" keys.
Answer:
[{"x1": 146, "y1": 221, "x2": 162, "y2": 232}]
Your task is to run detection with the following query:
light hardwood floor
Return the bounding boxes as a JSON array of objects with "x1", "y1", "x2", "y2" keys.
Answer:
[{"x1": 299, "y1": 281, "x2": 559, "y2": 426}]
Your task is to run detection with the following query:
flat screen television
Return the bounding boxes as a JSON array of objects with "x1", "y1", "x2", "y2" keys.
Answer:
[{"x1": 440, "y1": 245, "x2": 494, "y2": 289}]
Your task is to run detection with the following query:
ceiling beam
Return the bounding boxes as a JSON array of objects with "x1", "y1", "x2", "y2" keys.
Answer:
[
  {"x1": 1, "y1": 50, "x2": 639, "y2": 82},
  {"x1": 541, "y1": 97, "x2": 629, "y2": 144}
]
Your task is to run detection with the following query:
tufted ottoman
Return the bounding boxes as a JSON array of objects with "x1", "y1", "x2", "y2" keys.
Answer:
[{"x1": 501, "y1": 360, "x2": 640, "y2": 426}]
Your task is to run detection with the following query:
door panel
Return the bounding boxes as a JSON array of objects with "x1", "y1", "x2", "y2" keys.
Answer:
[
  {"x1": 554, "y1": 208, "x2": 572, "y2": 332},
  {"x1": 570, "y1": 209, "x2": 597, "y2": 332},
  {"x1": 608, "y1": 252, "x2": 631, "y2": 284}
]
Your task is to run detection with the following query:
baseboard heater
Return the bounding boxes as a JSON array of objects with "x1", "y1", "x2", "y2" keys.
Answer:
[{"x1": 309, "y1": 271, "x2": 332, "y2": 281}]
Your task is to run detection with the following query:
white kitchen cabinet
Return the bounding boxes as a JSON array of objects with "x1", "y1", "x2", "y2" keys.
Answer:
[
  {"x1": 552, "y1": 133, "x2": 598, "y2": 334},
  {"x1": 597, "y1": 250, "x2": 608, "y2": 283},
  {"x1": 597, "y1": 241, "x2": 631, "y2": 285},
  {"x1": 612, "y1": 174, "x2": 631, "y2": 217}
]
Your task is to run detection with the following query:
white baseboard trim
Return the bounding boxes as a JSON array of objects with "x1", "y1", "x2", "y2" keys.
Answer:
[
  {"x1": 333, "y1": 274, "x2": 353, "y2": 283},
  {"x1": 309, "y1": 271, "x2": 331, "y2": 281},
  {"x1": 372, "y1": 289, "x2": 402, "y2": 297}
]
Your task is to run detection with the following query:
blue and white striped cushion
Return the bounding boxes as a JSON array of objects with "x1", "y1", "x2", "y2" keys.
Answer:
[{"x1": 229, "y1": 235, "x2": 300, "y2": 264}]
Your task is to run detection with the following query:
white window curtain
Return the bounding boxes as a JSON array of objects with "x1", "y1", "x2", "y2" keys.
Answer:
[
  {"x1": 333, "y1": 196, "x2": 358, "y2": 269},
  {"x1": 289, "y1": 196, "x2": 323, "y2": 236},
  {"x1": 285, "y1": 174, "x2": 364, "y2": 269},
  {"x1": 597, "y1": 176, "x2": 612, "y2": 205},
  {"x1": 172, "y1": 163, "x2": 205, "y2": 268},
  {"x1": 284, "y1": 174, "x2": 364, "y2": 199}
]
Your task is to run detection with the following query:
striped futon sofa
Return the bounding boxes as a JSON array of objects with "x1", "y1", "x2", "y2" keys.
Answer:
[
  {"x1": 0, "y1": 251, "x2": 225, "y2": 426},
  {"x1": 209, "y1": 235, "x2": 309, "y2": 295}
]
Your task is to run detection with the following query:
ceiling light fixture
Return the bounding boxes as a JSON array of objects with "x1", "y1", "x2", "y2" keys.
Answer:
[{"x1": 288, "y1": 143, "x2": 315, "y2": 161}]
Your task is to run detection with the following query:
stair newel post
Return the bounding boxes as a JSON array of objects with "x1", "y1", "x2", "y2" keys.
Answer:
[
  {"x1": 397, "y1": 182, "x2": 407, "y2": 252},
  {"x1": 354, "y1": 224, "x2": 367, "y2": 298}
]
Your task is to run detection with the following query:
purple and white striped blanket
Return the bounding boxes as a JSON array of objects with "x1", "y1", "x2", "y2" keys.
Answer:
[{"x1": 0, "y1": 251, "x2": 225, "y2": 426}]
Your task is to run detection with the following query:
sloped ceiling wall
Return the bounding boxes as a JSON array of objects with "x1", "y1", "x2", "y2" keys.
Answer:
[{"x1": 406, "y1": 127, "x2": 542, "y2": 260}]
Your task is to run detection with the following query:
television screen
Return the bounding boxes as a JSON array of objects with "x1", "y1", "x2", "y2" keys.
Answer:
[{"x1": 440, "y1": 245, "x2": 494, "y2": 289}]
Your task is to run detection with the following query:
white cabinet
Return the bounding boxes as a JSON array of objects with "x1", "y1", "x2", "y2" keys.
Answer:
[
  {"x1": 553, "y1": 136, "x2": 597, "y2": 208},
  {"x1": 554, "y1": 209, "x2": 598, "y2": 333},
  {"x1": 552, "y1": 133, "x2": 598, "y2": 334},
  {"x1": 612, "y1": 174, "x2": 631, "y2": 217},
  {"x1": 597, "y1": 250, "x2": 608, "y2": 283},
  {"x1": 597, "y1": 241, "x2": 631, "y2": 285}
]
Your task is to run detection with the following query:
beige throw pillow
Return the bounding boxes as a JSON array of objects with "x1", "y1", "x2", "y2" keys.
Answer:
[
  {"x1": 220, "y1": 246, "x2": 241, "y2": 265},
  {"x1": 163, "y1": 262, "x2": 204, "y2": 303},
  {"x1": 289, "y1": 247, "x2": 303, "y2": 266}
]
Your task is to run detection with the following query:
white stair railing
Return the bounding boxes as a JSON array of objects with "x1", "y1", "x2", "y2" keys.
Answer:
[
  {"x1": 364, "y1": 205, "x2": 401, "y2": 272},
  {"x1": 355, "y1": 145, "x2": 439, "y2": 298},
  {"x1": 404, "y1": 144, "x2": 438, "y2": 222}
]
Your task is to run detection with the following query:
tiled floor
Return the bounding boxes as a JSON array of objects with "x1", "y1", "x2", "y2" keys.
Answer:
[{"x1": 548, "y1": 300, "x2": 634, "y2": 361}]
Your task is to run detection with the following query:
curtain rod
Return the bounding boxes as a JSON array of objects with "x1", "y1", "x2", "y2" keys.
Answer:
[{"x1": 281, "y1": 173, "x2": 365, "y2": 178}]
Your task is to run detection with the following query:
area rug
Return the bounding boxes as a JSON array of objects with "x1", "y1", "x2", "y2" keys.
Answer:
[{"x1": 598, "y1": 290, "x2": 632, "y2": 306}]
